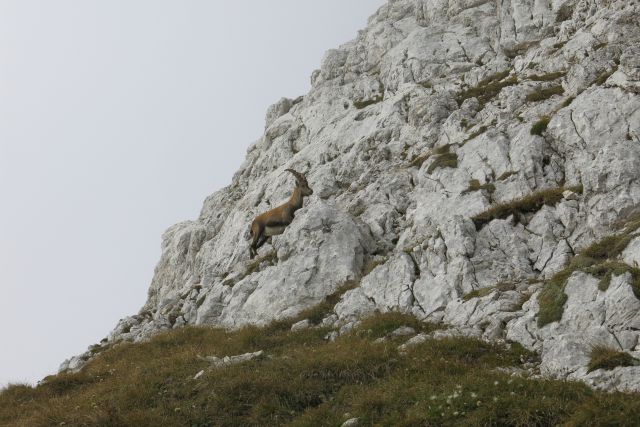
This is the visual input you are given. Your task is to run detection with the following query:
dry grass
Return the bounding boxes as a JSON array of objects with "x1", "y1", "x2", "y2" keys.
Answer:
[
  {"x1": 354, "y1": 94, "x2": 384, "y2": 109},
  {"x1": 526, "y1": 85, "x2": 565, "y2": 102},
  {"x1": 456, "y1": 70, "x2": 518, "y2": 107},
  {"x1": 529, "y1": 71, "x2": 567, "y2": 82},
  {"x1": 462, "y1": 179, "x2": 496, "y2": 196},
  {"x1": 471, "y1": 185, "x2": 583, "y2": 229},
  {"x1": 594, "y1": 66, "x2": 618, "y2": 86},
  {"x1": 588, "y1": 345, "x2": 638, "y2": 373},
  {"x1": 427, "y1": 152, "x2": 458, "y2": 174},
  {"x1": 410, "y1": 144, "x2": 451, "y2": 168},
  {"x1": 463, "y1": 125, "x2": 488, "y2": 143},
  {"x1": 2, "y1": 310, "x2": 640, "y2": 426},
  {"x1": 463, "y1": 282, "x2": 516, "y2": 301},
  {"x1": 530, "y1": 115, "x2": 551, "y2": 136}
]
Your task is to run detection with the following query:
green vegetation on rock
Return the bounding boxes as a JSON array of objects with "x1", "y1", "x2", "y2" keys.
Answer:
[
  {"x1": 456, "y1": 70, "x2": 518, "y2": 107},
  {"x1": 526, "y1": 85, "x2": 565, "y2": 103},
  {"x1": 537, "y1": 220, "x2": 640, "y2": 327},
  {"x1": 530, "y1": 116, "x2": 551, "y2": 136},
  {"x1": 471, "y1": 185, "x2": 583, "y2": 229},
  {"x1": 588, "y1": 345, "x2": 638, "y2": 373}
]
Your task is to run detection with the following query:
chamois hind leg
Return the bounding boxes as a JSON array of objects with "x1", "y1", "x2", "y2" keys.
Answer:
[{"x1": 255, "y1": 234, "x2": 269, "y2": 251}]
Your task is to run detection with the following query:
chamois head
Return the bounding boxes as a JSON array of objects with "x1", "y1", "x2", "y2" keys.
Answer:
[{"x1": 285, "y1": 169, "x2": 313, "y2": 196}]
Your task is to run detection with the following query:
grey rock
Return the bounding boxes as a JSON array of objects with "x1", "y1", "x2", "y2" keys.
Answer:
[
  {"x1": 291, "y1": 319, "x2": 312, "y2": 332},
  {"x1": 341, "y1": 418, "x2": 360, "y2": 427},
  {"x1": 391, "y1": 326, "x2": 416, "y2": 337},
  {"x1": 200, "y1": 350, "x2": 264, "y2": 368}
]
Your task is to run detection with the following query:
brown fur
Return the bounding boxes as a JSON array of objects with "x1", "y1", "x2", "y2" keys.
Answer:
[{"x1": 249, "y1": 170, "x2": 313, "y2": 259}]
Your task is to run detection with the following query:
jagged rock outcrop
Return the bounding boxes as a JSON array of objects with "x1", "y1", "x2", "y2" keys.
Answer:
[{"x1": 62, "y1": 0, "x2": 640, "y2": 392}]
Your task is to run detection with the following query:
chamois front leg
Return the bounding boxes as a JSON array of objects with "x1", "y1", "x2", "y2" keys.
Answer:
[{"x1": 249, "y1": 222, "x2": 263, "y2": 259}]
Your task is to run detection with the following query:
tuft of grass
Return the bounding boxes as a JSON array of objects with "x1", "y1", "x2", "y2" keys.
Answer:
[
  {"x1": 427, "y1": 151, "x2": 458, "y2": 174},
  {"x1": 462, "y1": 179, "x2": 496, "y2": 195},
  {"x1": 456, "y1": 70, "x2": 518, "y2": 107},
  {"x1": 529, "y1": 71, "x2": 567, "y2": 81},
  {"x1": 230, "y1": 250, "x2": 279, "y2": 286},
  {"x1": 588, "y1": 345, "x2": 638, "y2": 373},
  {"x1": 3, "y1": 310, "x2": 640, "y2": 426},
  {"x1": 410, "y1": 144, "x2": 452, "y2": 168},
  {"x1": 562, "y1": 96, "x2": 576, "y2": 108},
  {"x1": 472, "y1": 185, "x2": 583, "y2": 229},
  {"x1": 463, "y1": 125, "x2": 488, "y2": 143},
  {"x1": 463, "y1": 282, "x2": 517, "y2": 301},
  {"x1": 594, "y1": 66, "x2": 618, "y2": 86},
  {"x1": 583, "y1": 261, "x2": 640, "y2": 293},
  {"x1": 354, "y1": 95, "x2": 384, "y2": 109},
  {"x1": 361, "y1": 257, "x2": 389, "y2": 277},
  {"x1": 427, "y1": 152, "x2": 458, "y2": 174},
  {"x1": 530, "y1": 115, "x2": 551, "y2": 135},
  {"x1": 295, "y1": 281, "x2": 360, "y2": 325},
  {"x1": 497, "y1": 170, "x2": 518, "y2": 181},
  {"x1": 526, "y1": 85, "x2": 565, "y2": 102},
  {"x1": 537, "y1": 279, "x2": 568, "y2": 327}
]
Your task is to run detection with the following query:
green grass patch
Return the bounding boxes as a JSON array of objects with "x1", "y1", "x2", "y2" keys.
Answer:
[
  {"x1": 354, "y1": 94, "x2": 384, "y2": 109},
  {"x1": 562, "y1": 96, "x2": 576, "y2": 108},
  {"x1": 463, "y1": 125, "x2": 488, "y2": 143},
  {"x1": 588, "y1": 345, "x2": 638, "y2": 373},
  {"x1": 529, "y1": 71, "x2": 567, "y2": 81},
  {"x1": 463, "y1": 282, "x2": 516, "y2": 301},
  {"x1": 537, "y1": 279, "x2": 569, "y2": 327},
  {"x1": 427, "y1": 151, "x2": 458, "y2": 174},
  {"x1": 594, "y1": 66, "x2": 618, "y2": 86},
  {"x1": 361, "y1": 257, "x2": 389, "y2": 277},
  {"x1": 526, "y1": 85, "x2": 565, "y2": 102},
  {"x1": 530, "y1": 115, "x2": 551, "y2": 135},
  {"x1": 4, "y1": 310, "x2": 640, "y2": 426},
  {"x1": 456, "y1": 70, "x2": 518, "y2": 107},
  {"x1": 472, "y1": 185, "x2": 583, "y2": 229},
  {"x1": 296, "y1": 281, "x2": 360, "y2": 326}
]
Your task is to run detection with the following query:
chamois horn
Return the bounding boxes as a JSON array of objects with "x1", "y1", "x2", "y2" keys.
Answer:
[{"x1": 285, "y1": 168, "x2": 307, "y2": 184}]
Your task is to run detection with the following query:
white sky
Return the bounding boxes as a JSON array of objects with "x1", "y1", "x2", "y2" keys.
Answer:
[{"x1": 0, "y1": 0, "x2": 385, "y2": 387}]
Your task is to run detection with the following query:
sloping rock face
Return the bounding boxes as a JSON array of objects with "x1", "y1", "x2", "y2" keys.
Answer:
[{"x1": 66, "y1": 0, "x2": 640, "y2": 391}]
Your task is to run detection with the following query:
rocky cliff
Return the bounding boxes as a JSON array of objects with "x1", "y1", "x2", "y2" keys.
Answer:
[{"x1": 62, "y1": 0, "x2": 640, "y2": 392}]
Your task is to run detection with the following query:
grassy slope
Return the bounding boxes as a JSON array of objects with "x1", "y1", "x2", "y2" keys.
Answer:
[{"x1": 2, "y1": 312, "x2": 640, "y2": 426}]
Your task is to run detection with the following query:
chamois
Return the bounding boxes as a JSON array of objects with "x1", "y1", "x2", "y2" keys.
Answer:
[{"x1": 248, "y1": 169, "x2": 313, "y2": 259}]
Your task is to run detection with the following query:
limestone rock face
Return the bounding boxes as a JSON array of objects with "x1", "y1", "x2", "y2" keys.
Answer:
[{"x1": 63, "y1": 0, "x2": 640, "y2": 392}]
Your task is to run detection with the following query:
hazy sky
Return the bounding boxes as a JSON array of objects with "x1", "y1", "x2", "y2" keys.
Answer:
[{"x1": 0, "y1": 0, "x2": 385, "y2": 387}]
